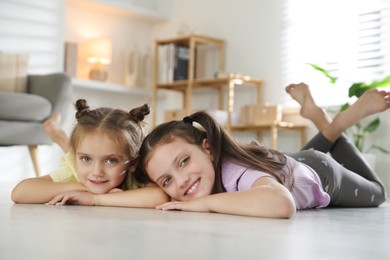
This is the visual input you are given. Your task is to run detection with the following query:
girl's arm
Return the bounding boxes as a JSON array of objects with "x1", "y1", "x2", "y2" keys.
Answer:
[
  {"x1": 48, "y1": 185, "x2": 170, "y2": 208},
  {"x1": 156, "y1": 177, "x2": 296, "y2": 218},
  {"x1": 11, "y1": 175, "x2": 87, "y2": 204}
]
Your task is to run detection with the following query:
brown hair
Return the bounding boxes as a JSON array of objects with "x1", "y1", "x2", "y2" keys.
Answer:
[
  {"x1": 70, "y1": 99, "x2": 150, "y2": 189},
  {"x1": 137, "y1": 111, "x2": 286, "y2": 193}
]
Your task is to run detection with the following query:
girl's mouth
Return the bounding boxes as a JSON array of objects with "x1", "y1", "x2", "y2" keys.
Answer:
[
  {"x1": 185, "y1": 179, "x2": 200, "y2": 196},
  {"x1": 89, "y1": 179, "x2": 109, "y2": 185}
]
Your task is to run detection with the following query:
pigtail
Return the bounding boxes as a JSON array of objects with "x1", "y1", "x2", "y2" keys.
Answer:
[
  {"x1": 187, "y1": 111, "x2": 226, "y2": 193},
  {"x1": 129, "y1": 104, "x2": 150, "y2": 123},
  {"x1": 75, "y1": 99, "x2": 90, "y2": 119}
]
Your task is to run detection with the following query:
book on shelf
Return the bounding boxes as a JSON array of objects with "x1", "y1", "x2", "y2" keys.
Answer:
[
  {"x1": 158, "y1": 43, "x2": 175, "y2": 83},
  {"x1": 158, "y1": 43, "x2": 221, "y2": 83},
  {"x1": 158, "y1": 43, "x2": 190, "y2": 83},
  {"x1": 195, "y1": 44, "x2": 219, "y2": 79},
  {"x1": 173, "y1": 45, "x2": 189, "y2": 81}
]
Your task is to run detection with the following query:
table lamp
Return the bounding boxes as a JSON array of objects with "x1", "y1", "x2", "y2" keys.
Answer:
[{"x1": 86, "y1": 38, "x2": 112, "y2": 81}]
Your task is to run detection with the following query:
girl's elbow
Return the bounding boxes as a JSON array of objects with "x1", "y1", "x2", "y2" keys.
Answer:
[
  {"x1": 282, "y1": 200, "x2": 296, "y2": 218},
  {"x1": 278, "y1": 196, "x2": 296, "y2": 218},
  {"x1": 11, "y1": 187, "x2": 22, "y2": 203},
  {"x1": 11, "y1": 180, "x2": 30, "y2": 204}
]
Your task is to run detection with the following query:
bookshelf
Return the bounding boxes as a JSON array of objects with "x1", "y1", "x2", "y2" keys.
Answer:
[
  {"x1": 152, "y1": 34, "x2": 307, "y2": 149},
  {"x1": 152, "y1": 34, "x2": 226, "y2": 125}
]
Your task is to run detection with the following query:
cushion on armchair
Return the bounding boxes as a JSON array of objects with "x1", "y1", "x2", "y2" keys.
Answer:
[{"x1": 0, "y1": 91, "x2": 51, "y2": 121}]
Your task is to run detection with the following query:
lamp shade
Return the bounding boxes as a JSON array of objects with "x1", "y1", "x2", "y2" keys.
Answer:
[{"x1": 86, "y1": 38, "x2": 112, "y2": 64}]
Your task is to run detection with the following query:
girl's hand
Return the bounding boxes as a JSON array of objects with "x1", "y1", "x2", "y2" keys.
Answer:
[
  {"x1": 156, "y1": 199, "x2": 210, "y2": 213},
  {"x1": 48, "y1": 191, "x2": 96, "y2": 206}
]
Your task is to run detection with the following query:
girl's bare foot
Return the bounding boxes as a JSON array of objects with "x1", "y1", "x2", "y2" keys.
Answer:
[
  {"x1": 285, "y1": 82, "x2": 331, "y2": 130},
  {"x1": 323, "y1": 89, "x2": 390, "y2": 142},
  {"x1": 42, "y1": 113, "x2": 62, "y2": 135},
  {"x1": 42, "y1": 113, "x2": 69, "y2": 152},
  {"x1": 349, "y1": 89, "x2": 390, "y2": 118}
]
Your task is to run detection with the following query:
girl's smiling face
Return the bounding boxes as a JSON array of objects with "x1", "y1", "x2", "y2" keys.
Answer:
[
  {"x1": 75, "y1": 131, "x2": 130, "y2": 194},
  {"x1": 145, "y1": 137, "x2": 215, "y2": 201}
]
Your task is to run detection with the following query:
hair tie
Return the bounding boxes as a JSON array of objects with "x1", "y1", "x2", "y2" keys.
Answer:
[{"x1": 183, "y1": 116, "x2": 193, "y2": 125}]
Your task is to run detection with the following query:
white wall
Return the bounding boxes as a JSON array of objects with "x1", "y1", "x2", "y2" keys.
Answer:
[{"x1": 65, "y1": 2, "x2": 155, "y2": 85}]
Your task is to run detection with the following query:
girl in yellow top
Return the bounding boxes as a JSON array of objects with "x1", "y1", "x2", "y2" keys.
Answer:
[{"x1": 11, "y1": 99, "x2": 168, "y2": 207}]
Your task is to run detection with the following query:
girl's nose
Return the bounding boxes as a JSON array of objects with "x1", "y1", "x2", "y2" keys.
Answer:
[
  {"x1": 91, "y1": 163, "x2": 104, "y2": 177},
  {"x1": 176, "y1": 173, "x2": 190, "y2": 189}
]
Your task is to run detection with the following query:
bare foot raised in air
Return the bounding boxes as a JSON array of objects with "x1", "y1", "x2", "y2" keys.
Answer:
[
  {"x1": 323, "y1": 89, "x2": 390, "y2": 142},
  {"x1": 42, "y1": 113, "x2": 69, "y2": 152},
  {"x1": 285, "y1": 82, "x2": 331, "y2": 130},
  {"x1": 336, "y1": 89, "x2": 390, "y2": 125},
  {"x1": 348, "y1": 89, "x2": 390, "y2": 119}
]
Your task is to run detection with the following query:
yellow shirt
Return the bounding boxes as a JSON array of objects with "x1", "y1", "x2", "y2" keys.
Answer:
[
  {"x1": 49, "y1": 152, "x2": 143, "y2": 190},
  {"x1": 49, "y1": 152, "x2": 79, "y2": 183}
]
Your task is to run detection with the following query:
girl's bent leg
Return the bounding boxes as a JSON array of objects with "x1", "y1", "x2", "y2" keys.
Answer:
[
  {"x1": 290, "y1": 150, "x2": 386, "y2": 207},
  {"x1": 302, "y1": 132, "x2": 383, "y2": 186},
  {"x1": 42, "y1": 113, "x2": 70, "y2": 152}
]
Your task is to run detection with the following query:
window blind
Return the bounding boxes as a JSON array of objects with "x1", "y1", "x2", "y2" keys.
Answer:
[
  {"x1": 356, "y1": 2, "x2": 390, "y2": 79},
  {"x1": 0, "y1": 0, "x2": 65, "y2": 74},
  {"x1": 281, "y1": 0, "x2": 390, "y2": 106}
]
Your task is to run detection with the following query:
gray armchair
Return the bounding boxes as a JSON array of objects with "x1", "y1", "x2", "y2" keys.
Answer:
[{"x1": 0, "y1": 73, "x2": 72, "y2": 176}]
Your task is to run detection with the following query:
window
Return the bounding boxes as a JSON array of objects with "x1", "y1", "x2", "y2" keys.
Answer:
[
  {"x1": 0, "y1": 0, "x2": 65, "y2": 73},
  {"x1": 281, "y1": 0, "x2": 390, "y2": 107}
]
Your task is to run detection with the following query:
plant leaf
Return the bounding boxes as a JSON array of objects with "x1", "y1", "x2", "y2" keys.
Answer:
[
  {"x1": 367, "y1": 75, "x2": 390, "y2": 88},
  {"x1": 367, "y1": 145, "x2": 390, "y2": 154},
  {"x1": 363, "y1": 118, "x2": 380, "y2": 133},
  {"x1": 349, "y1": 75, "x2": 390, "y2": 98},
  {"x1": 308, "y1": 63, "x2": 337, "y2": 84},
  {"x1": 340, "y1": 102, "x2": 350, "y2": 112},
  {"x1": 348, "y1": 83, "x2": 372, "y2": 98}
]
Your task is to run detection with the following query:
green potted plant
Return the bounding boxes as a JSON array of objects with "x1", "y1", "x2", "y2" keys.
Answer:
[{"x1": 309, "y1": 63, "x2": 390, "y2": 154}]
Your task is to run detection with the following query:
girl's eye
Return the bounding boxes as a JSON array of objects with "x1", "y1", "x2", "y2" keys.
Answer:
[
  {"x1": 80, "y1": 156, "x2": 91, "y2": 163},
  {"x1": 106, "y1": 158, "x2": 118, "y2": 164},
  {"x1": 179, "y1": 156, "x2": 189, "y2": 168},
  {"x1": 162, "y1": 177, "x2": 172, "y2": 187}
]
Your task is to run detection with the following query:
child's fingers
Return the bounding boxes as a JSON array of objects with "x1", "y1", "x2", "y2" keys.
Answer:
[
  {"x1": 60, "y1": 195, "x2": 70, "y2": 205},
  {"x1": 156, "y1": 201, "x2": 182, "y2": 211},
  {"x1": 48, "y1": 194, "x2": 71, "y2": 206},
  {"x1": 48, "y1": 195, "x2": 62, "y2": 205}
]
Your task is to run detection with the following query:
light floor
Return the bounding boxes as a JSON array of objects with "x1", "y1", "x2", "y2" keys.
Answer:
[{"x1": 1, "y1": 182, "x2": 390, "y2": 260}]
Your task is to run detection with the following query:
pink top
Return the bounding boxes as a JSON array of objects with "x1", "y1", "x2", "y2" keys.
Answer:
[{"x1": 222, "y1": 156, "x2": 330, "y2": 209}]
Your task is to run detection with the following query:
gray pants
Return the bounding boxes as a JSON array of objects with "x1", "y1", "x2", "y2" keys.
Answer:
[{"x1": 287, "y1": 133, "x2": 387, "y2": 207}]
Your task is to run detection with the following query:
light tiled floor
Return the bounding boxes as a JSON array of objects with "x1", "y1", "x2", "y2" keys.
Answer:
[
  {"x1": 1, "y1": 146, "x2": 390, "y2": 260},
  {"x1": 1, "y1": 182, "x2": 390, "y2": 260}
]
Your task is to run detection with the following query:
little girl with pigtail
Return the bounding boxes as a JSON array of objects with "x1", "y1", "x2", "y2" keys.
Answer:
[{"x1": 12, "y1": 99, "x2": 169, "y2": 207}]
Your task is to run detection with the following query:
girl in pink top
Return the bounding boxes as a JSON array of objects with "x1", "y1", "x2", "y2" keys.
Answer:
[{"x1": 137, "y1": 83, "x2": 389, "y2": 218}]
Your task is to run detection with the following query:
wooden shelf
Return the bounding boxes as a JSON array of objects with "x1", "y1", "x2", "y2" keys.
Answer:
[
  {"x1": 156, "y1": 34, "x2": 225, "y2": 46},
  {"x1": 231, "y1": 122, "x2": 307, "y2": 149},
  {"x1": 152, "y1": 34, "x2": 230, "y2": 126},
  {"x1": 156, "y1": 76, "x2": 262, "y2": 90},
  {"x1": 152, "y1": 34, "x2": 307, "y2": 149}
]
